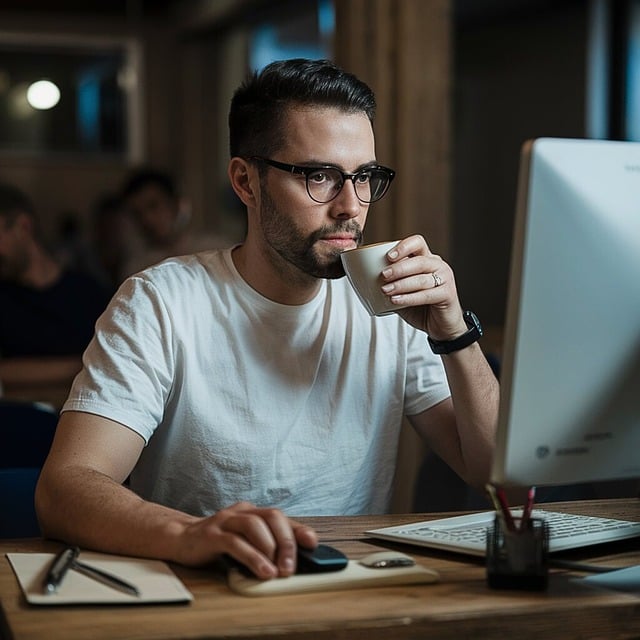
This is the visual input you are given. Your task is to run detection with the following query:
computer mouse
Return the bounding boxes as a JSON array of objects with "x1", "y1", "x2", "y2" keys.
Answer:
[
  {"x1": 224, "y1": 544, "x2": 348, "y2": 578},
  {"x1": 359, "y1": 550, "x2": 416, "y2": 568},
  {"x1": 296, "y1": 544, "x2": 348, "y2": 573}
]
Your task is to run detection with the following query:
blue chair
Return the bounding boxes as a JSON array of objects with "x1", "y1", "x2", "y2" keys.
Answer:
[{"x1": 0, "y1": 399, "x2": 58, "y2": 537}]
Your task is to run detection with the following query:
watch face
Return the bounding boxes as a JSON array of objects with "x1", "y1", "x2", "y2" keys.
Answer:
[{"x1": 464, "y1": 310, "x2": 483, "y2": 335}]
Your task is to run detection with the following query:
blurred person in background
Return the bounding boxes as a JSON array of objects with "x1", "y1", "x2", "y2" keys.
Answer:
[
  {"x1": 120, "y1": 167, "x2": 230, "y2": 276},
  {"x1": 0, "y1": 183, "x2": 111, "y2": 408},
  {"x1": 87, "y1": 193, "x2": 142, "y2": 292},
  {"x1": 52, "y1": 209, "x2": 93, "y2": 275}
]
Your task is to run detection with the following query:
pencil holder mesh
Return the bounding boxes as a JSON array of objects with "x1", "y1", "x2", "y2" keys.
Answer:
[{"x1": 486, "y1": 515, "x2": 549, "y2": 590}]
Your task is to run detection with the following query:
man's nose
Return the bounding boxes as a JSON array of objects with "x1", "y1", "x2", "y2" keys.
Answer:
[{"x1": 329, "y1": 180, "x2": 365, "y2": 219}]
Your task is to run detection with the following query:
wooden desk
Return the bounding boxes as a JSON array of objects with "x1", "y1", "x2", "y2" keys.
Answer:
[{"x1": 1, "y1": 499, "x2": 639, "y2": 640}]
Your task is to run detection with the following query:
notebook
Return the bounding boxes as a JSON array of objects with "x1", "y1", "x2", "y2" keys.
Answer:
[
  {"x1": 366, "y1": 509, "x2": 640, "y2": 557},
  {"x1": 7, "y1": 551, "x2": 193, "y2": 605}
]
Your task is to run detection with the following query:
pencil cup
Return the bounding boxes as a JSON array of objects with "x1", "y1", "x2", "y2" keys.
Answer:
[{"x1": 486, "y1": 515, "x2": 549, "y2": 591}]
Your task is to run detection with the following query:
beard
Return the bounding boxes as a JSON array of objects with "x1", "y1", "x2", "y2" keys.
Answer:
[{"x1": 259, "y1": 188, "x2": 363, "y2": 280}]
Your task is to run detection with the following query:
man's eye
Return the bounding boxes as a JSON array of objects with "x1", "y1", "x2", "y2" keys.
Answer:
[
  {"x1": 308, "y1": 171, "x2": 331, "y2": 184},
  {"x1": 355, "y1": 172, "x2": 371, "y2": 184}
]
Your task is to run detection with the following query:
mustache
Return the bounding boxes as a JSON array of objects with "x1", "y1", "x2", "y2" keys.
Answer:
[{"x1": 308, "y1": 222, "x2": 363, "y2": 246}]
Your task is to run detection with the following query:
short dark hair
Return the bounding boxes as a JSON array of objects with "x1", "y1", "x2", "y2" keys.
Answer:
[
  {"x1": 229, "y1": 58, "x2": 376, "y2": 159},
  {"x1": 120, "y1": 168, "x2": 177, "y2": 201},
  {"x1": 0, "y1": 183, "x2": 37, "y2": 225}
]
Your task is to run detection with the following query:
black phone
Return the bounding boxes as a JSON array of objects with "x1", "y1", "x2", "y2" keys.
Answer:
[{"x1": 295, "y1": 544, "x2": 348, "y2": 574}]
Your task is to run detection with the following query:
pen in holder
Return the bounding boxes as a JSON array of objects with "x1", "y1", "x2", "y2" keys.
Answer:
[{"x1": 486, "y1": 515, "x2": 549, "y2": 591}]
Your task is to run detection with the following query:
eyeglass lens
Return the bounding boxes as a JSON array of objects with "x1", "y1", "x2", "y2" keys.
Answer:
[{"x1": 306, "y1": 167, "x2": 391, "y2": 203}]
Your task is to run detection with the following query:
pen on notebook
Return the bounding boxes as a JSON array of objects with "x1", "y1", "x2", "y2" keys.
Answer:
[
  {"x1": 42, "y1": 546, "x2": 79, "y2": 594},
  {"x1": 72, "y1": 560, "x2": 140, "y2": 597}
]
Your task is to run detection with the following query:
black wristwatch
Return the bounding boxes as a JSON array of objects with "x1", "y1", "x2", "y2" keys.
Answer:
[{"x1": 427, "y1": 310, "x2": 483, "y2": 355}]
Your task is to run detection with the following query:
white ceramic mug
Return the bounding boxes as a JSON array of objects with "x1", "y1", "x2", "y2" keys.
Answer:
[{"x1": 340, "y1": 240, "x2": 409, "y2": 316}]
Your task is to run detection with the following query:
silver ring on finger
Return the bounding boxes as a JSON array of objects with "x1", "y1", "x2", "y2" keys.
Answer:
[{"x1": 432, "y1": 273, "x2": 443, "y2": 288}]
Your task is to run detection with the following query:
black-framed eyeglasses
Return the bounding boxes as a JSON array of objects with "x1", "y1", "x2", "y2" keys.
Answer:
[{"x1": 250, "y1": 157, "x2": 395, "y2": 204}]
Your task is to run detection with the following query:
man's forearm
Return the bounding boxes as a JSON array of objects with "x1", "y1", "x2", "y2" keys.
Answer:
[
  {"x1": 441, "y1": 342, "x2": 500, "y2": 484},
  {"x1": 35, "y1": 466, "x2": 196, "y2": 563},
  {"x1": 35, "y1": 463, "x2": 319, "y2": 576}
]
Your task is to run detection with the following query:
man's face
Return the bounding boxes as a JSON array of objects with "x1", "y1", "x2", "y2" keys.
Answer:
[
  {"x1": 0, "y1": 214, "x2": 31, "y2": 282},
  {"x1": 126, "y1": 184, "x2": 180, "y2": 246},
  {"x1": 255, "y1": 106, "x2": 376, "y2": 280}
]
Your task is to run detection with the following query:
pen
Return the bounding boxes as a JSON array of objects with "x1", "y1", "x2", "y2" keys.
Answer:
[
  {"x1": 485, "y1": 483, "x2": 513, "y2": 534},
  {"x1": 520, "y1": 486, "x2": 536, "y2": 531},
  {"x1": 42, "y1": 546, "x2": 140, "y2": 597},
  {"x1": 495, "y1": 487, "x2": 517, "y2": 533},
  {"x1": 42, "y1": 546, "x2": 79, "y2": 594},
  {"x1": 72, "y1": 560, "x2": 140, "y2": 597},
  {"x1": 485, "y1": 483, "x2": 502, "y2": 515}
]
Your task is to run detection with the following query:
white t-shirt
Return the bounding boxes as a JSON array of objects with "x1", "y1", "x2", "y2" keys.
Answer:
[{"x1": 64, "y1": 249, "x2": 450, "y2": 516}]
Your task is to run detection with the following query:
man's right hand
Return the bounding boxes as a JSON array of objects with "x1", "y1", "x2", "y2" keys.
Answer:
[{"x1": 177, "y1": 501, "x2": 318, "y2": 578}]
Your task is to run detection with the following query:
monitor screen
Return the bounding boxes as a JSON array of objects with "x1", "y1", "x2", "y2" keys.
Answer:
[{"x1": 491, "y1": 137, "x2": 640, "y2": 488}]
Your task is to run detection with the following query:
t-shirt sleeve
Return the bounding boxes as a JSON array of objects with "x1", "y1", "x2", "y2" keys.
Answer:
[
  {"x1": 62, "y1": 275, "x2": 175, "y2": 443},
  {"x1": 403, "y1": 327, "x2": 451, "y2": 416}
]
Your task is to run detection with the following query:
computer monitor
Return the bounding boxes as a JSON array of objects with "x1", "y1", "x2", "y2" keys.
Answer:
[{"x1": 491, "y1": 137, "x2": 640, "y2": 488}]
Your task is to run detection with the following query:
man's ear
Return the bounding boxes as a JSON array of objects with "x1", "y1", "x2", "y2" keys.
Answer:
[{"x1": 228, "y1": 157, "x2": 259, "y2": 207}]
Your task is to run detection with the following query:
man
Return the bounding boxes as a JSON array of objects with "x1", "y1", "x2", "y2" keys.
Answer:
[
  {"x1": 119, "y1": 167, "x2": 229, "y2": 277},
  {"x1": 0, "y1": 184, "x2": 111, "y2": 406},
  {"x1": 36, "y1": 59, "x2": 499, "y2": 580}
]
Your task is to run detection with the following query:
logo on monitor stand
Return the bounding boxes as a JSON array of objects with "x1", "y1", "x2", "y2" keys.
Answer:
[{"x1": 536, "y1": 446, "x2": 550, "y2": 459}]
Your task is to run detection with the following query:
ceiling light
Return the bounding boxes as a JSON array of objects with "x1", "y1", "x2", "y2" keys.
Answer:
[{"x1": 26, "y1": 79, "x2": 61, "y2": 110}]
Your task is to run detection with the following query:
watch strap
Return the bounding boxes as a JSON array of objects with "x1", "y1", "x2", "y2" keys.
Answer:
[{"x1": 428, "y1": 311, "x2": 483, "y2": 355}]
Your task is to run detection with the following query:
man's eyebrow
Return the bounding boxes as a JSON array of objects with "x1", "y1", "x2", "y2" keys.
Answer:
[{"x1": 297, "y1": 160, "x2": 379, "y2": 171}]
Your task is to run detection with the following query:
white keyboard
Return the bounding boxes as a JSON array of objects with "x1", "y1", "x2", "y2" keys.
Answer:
[{"x1": 366, "y1": 509, "x2": 640, "y2": 556}]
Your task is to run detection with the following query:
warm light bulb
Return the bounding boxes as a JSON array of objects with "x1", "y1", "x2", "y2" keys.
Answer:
[{"x1": 26, "y1": 80, "x2": 61, "y2": 110}]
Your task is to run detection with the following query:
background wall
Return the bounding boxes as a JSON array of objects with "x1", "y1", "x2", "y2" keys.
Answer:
[{"x1": 453, "y1": 1, "x2": 590, "y2": 333}]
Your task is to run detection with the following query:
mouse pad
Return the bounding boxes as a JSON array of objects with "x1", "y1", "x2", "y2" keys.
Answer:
[{"x1": 227, "y1": 559, "x2": 439, "y2": 597}]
